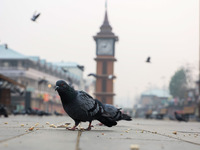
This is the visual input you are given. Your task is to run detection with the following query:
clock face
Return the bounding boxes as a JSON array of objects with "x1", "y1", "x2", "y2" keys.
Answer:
[{"x1": 97, "y1": 39, "x2": 114, "y2": 55}]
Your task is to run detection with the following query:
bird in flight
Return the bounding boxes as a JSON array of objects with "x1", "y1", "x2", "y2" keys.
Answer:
[
  {"x1": 77, "y1": 65, "x2": 84, "y2": 71},
  {"x1": 146, "y1": 56, "x2": 151, "y2": 63},
  {"x1": 31, "y1": 11, "x2": 41, "y2": 22}
]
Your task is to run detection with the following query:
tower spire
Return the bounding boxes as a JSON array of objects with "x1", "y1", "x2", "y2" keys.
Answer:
[
  {"x1": 103, "y1": 0, "x2": 109, "y2": 26},
  {"x1": 93, "y1": 0, "x2": 118, "y2": 41},
  {"x1": 105, "y1": 0, "x2": 107, "y2": 11}
]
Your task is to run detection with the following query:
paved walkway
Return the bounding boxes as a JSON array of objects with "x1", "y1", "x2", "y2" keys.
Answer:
[{"x1": 0, "y1": 115, "x2": 200, "y2": 150}]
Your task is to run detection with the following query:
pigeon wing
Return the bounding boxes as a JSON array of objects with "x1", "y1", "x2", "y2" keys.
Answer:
[
  {"x1": 104, "y1": 104, "x2": 118, "y2": 117},
  {"x1": 77, "y1": 91, "x2": 99, "y2": 116},
  {"x1": 35, "y1": 13, "x2": 40, "y2": 19},
  {"x1": 79, "y1": 90, "x2": 94, "y2": 99}
]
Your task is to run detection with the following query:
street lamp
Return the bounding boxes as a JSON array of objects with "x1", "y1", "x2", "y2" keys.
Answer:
[
  {"x1": 88, "y1": 73, "x2": 97, "y2": 78},
  {"x1": 108, "y1": 74, "x2": 116, "y2": 80}
]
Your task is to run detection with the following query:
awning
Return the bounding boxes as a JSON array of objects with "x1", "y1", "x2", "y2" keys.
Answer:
[{"x1": 0, "y1": 74, "x2": 26, "y2": 94}]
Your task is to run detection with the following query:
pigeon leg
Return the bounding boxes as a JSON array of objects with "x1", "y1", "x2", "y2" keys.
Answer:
[
  {"x1": 67, "y1": 125, "x2": 77, "y2": 131},
  {"x1": 85, "y1": 121, "x2": 93, "y2": 131},
  {"x1": 67, "y1": 120, "x2": 79, "y2": 131}
]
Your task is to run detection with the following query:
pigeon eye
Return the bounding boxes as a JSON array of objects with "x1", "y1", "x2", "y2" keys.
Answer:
[{"x1": 61, "y1": 83, "x2": 64, "y2": 86}]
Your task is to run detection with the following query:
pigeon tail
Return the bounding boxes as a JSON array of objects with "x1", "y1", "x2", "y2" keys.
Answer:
[
  {"x1": 97, "y1": 116, "x2": 117, "y2": 127},
  {"x1": 121, "y1": 113, "x2": 132, "y2": 121},
  {"x1": 94, "y1": 101, "x2": 117, "y2": 127}
]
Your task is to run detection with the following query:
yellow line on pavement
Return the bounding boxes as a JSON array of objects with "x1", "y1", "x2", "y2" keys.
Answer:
[{"x1": 75, "y1": 130, "x2": 82, "y2": 150}]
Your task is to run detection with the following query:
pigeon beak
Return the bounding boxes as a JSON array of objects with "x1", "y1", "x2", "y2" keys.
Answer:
[{"x1": 55, "y1": 86, "x2": 59, "y2": 91}]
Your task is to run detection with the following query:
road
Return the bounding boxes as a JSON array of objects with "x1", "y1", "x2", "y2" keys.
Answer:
[{"x1": 0, "y1": 115, "x2": 200, "y2": 150}]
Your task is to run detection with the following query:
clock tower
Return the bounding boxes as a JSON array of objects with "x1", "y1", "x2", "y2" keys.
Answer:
[{"x1": 93, "y1": 8, "x2": 118, "y2": 104}]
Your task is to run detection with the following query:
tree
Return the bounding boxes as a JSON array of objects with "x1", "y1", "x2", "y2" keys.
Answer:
[{"x1": 169, "y1": 68, "x2": 187, "y2": 99}]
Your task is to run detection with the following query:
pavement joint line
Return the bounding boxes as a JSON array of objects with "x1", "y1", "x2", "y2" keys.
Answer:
[
  {"x1": 0, "y1": 121, "x2": 69, "y2": 143},
  {"x1": 139, "y1": 129, "x2": 200, "y2": 146},
  {"x1": 75, "y1": 130, "x2": 82, "y2": 150},
  {"x1": 0, "y1": 130, "x2": 34, "y2": 143}
]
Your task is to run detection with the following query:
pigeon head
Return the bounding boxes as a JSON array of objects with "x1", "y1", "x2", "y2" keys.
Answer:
[
  {"x1": 55, "y1": 80, "x2": 77, "y2": 103},
  {"x1": 55, "y1": 80, "x2": 70, "y2": 92}
]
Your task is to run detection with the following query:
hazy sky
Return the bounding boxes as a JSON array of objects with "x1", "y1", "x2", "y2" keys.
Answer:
[{"x1": 0, "y1": 0, "x2": 199, "y2": 107}]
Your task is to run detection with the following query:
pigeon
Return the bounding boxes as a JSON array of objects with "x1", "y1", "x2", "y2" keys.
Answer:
[
  {"x1": 55, "y1": 80, "x2": 117, "y2": 130},
  {"x1": 31, "y1": 11, "x2": 41, "y2": 22},
  {"x1": 146, "y1": 57, "x2": 151, "y2": 63},
  {"x1": 103, "y1": 104, "x2": 132, "y2": 121},
  {"x1": 94, "y1": 99, "x2": 132, "y2": 122},
  {"x1": 174, "y1": 111, "x2": 188, "y2": 122},
  {"x1": 77, "y1": 65, "x2": 84, "y2": 71}
]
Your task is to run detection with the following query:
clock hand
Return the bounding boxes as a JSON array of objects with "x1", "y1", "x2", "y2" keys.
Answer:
[{"x1": 103, "y1": 44, "x2": 107, "y2": 48}]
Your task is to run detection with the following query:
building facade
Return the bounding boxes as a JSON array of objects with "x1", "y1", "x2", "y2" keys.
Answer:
[{"x1": 0, "y1": 45, "x2": 84, "y2": 113}]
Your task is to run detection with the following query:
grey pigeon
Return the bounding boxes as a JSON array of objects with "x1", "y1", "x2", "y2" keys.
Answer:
[
  {"x1": 77, "y1": 65, "x2": 84, "y2": 71},
  {"x1": 31, "y1": 11, "x2": 40, "y2": 22},
  {"x1": 104, "y1": 104, "x2": 132, "y2": 121},
  {"x1": 94, "y1": 99, "x2": 132, "y2": 122},
  {"x1": 146, "y1": 57, "x2": 151, "y2": 63},
  {"x1": 55, "y1": 80, "x2": 117, "y2": 130}
]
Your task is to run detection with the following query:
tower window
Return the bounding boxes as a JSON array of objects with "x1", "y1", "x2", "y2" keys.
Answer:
[
  {"x1": 102, "y1": 61, "x2": 107, "y2": 74},
  {"x1": 102, "y1": 79, "x2": 107, "y2": 92}
]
